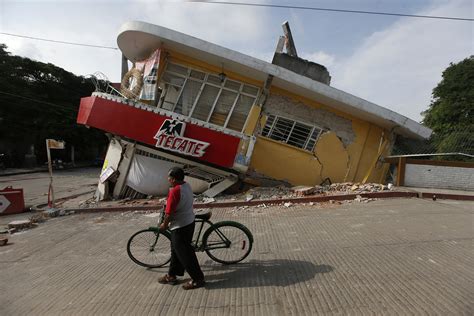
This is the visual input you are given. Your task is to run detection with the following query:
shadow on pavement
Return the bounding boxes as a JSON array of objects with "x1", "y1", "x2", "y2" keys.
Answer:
[{"x1": 201, "y1": 259, "x2": 333, "y2": 289}]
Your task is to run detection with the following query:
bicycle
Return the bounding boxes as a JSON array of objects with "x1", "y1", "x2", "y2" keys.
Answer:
[{"x1": 127, "y1": 208, "x2": 253, "y2": 268}]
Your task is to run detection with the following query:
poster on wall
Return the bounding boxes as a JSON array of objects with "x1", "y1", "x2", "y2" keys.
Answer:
[{"x1": 136, "y1": 49, "x2": 161, "y2": 101}]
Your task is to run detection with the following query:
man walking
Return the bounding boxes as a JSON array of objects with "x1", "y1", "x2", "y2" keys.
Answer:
[{"x1": 158, "y1": 167, "x2": 205, "y2": 290}]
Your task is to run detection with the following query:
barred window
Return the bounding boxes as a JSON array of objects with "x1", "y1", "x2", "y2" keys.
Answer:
[
  {"x1": 262, "y1": 115, "x2": 324, "y2": 151},
  {"x1": 158, "y1": 62, "x2": 260, "y2": 133}
]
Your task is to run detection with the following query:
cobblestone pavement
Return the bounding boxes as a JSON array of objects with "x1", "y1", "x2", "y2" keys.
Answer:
[{"x1": 0, "y1": 198, "x2": 473, "y2": 315}]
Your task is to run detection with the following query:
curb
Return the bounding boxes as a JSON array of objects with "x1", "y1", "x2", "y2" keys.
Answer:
[
  {"x1": 65, "y1": 191, "x2": 420, "y2": 214},
  {"x1": 29, "y1": 190, "x2": 96, "y2": 212},
  {"x1": 419, "y1": 192, "x2": 474, "y2": 201}
]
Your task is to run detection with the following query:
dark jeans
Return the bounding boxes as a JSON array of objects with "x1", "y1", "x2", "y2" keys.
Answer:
[{"x1": 168, "y1": 222, "x2": 204, "y2": 282}]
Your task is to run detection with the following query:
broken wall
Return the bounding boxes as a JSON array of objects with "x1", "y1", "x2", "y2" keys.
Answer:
[{"x1": 250, "y1": 89, "x2": 393, "y2": 185}]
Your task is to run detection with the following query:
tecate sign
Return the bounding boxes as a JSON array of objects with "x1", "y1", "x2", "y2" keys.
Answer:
[{"x1": 154, "y1": 119, "x2": 210, "y2": 157}]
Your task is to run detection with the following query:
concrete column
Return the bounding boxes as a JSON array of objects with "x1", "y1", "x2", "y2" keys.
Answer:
[{"x1": 112, "y1": 141, "x2": 136, "y2": 198}]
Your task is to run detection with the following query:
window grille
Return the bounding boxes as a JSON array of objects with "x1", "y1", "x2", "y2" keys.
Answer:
[
  {"x1": 157, "y1": 62, "x2": 260, "y2": 133},
  {"x1": 262, "y1": 115, "x2": 324, "y2": 152}
]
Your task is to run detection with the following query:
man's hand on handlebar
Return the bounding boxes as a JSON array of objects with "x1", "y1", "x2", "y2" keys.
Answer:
[
  {"x1": 159, "y1": 213, "x2": 171, "y2": 232},
  {"x1": 159, "y1": 223, "x2": 168, "y2": 232}
]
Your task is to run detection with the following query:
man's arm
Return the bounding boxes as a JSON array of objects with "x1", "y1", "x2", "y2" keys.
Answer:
[
  {"x1": 160, "y1": 185, "x2": 181, "y2": 231},
  {"x1": 160, "y1": 214, "x2": 171, "y2": 231}
]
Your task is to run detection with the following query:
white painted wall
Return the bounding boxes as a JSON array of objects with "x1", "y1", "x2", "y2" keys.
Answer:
[
  {"x1": 97, "y1": 138, "x2": 123, "y2": 200},
  {"x1": 404, "y1": 164, "x2": 474, "y2": 191}
]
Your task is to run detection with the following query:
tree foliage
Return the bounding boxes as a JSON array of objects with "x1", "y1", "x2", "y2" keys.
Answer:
[
  {"x1": 0, "y1": 44, "x2": 107, "y2": 166},
  {"x1": 421, "y1": 56, "x2": 474, "y2": 157}
]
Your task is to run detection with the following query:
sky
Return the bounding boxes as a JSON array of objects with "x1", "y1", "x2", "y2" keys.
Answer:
[{"x1": 0, "y1": 0, "x2": 472, "y2": 123}]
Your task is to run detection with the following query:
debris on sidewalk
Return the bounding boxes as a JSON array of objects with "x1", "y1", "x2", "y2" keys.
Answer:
[
  {"x1": 327, "y1": 182, "x2": 387, "y2": 194},
  {"x1": 61, "y1": 181, "x2": 393, "y2": 211},
  {"x1": 8, "y1": 219, "x2": 36, "y2": 231},
  {"x1": 202, "y1": 197, "x2": 216, "y2": 204},
  {"x1": 353, "y1": 195, "x2": 376, "y2": 203},
  {"x1": 29, "y1": 212, "x2": 48, "y2": 223},
  {"x1": 291, "y1": 186, "x2": 316, "y2": 196}
]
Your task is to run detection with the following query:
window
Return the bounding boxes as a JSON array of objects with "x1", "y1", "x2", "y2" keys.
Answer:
[
  {"x1": 261, "y1": 115, "x2": 324, "y2": 151},
  {"x1": 157, "y1": 62, "x2": 260, "y2": 133}
]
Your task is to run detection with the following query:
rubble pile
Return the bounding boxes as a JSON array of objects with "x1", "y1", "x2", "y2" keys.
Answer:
[
  {"x1": 225, "y1": 185, "x2": 294, "y2": 202},
  {"x1": 63, "y1": 182, "x2": 393, "y2": 209},
  {"x1": 193, "y1": 182, "x2": 391, "y2": 204},
  {"x1": 325, "y1": 183, "x2": 389, "y2": 195}
]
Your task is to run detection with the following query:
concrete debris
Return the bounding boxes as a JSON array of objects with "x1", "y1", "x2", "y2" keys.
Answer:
[
  {"x1": 220, "y1": 182, "x2": 388, "y2": 203},
  {"x1": 8, "y1": 220, "x2": 36, "y2": 231},
  {"x1": 232, "y1": 205, "x2": 250, "y2": 213},
  {"x1": 39, "y1": 208, "x2": 74, "y2": 218},
  {"x1": 328, "y1": 182, "x2": 387, "y2": 194},
  {"x1": 87, "y1": 182, "x2": 391, "y2": 210},
  {"x1": 291, "y1": 186, "x2": 315, "y2": 196},
  {"x1": 29, "y1": 212, "x2": 48, "y2": 223},
  {"x1": 202, "y1": 197, "x2": 216, "y2": 204},
  {"x1": 0, "y1": 236, "x2": 7, "y2": 246},
  {"x1": 354, "y1": 195, "x2": 375, "y2": 203},
  {"x1": 43, "y1": 208, "x2": 60, "y2": 217}
]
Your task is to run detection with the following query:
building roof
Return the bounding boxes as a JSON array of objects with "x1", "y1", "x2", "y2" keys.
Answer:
[{"x1": 117, "y1": 21, "x2": 432, "y2": 139}]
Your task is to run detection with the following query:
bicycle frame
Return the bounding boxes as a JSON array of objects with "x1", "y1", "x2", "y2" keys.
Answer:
[{"x1": 149, "y1": 210, "x2": 232, "y2": 252}]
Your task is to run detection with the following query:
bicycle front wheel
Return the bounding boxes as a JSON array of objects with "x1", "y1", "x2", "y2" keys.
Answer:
[
  {"x1": 203, "y1": 221, "x2": 253, "y2": 264},
  {"x1": 127, "y1": 229, "x2": 171, "y2": 268}
]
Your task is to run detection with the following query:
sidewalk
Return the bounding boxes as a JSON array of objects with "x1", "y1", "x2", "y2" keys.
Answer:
[
  {"x1": 401, "y1": 186, "x2": 474, "y2": 196},
  {"x1": 1, "y1": 198, "x2": 472, "y2": 315},
  {"x1": 0, "y1": 163, "x2": 97, "y2": 177}
]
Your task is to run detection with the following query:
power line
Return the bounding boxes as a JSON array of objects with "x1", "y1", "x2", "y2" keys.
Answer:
[
  {"x1": 0, "y1": 90, "x2": 78, "y2": 116},
  {"x1": 0, "y1": 32, "x2": 119, "y2": 50},
  {"x1": 190, "y1": 1, "x2": 474, "y2": 22}
]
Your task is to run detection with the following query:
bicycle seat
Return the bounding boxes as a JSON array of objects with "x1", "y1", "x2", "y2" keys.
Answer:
[{"x1": 195, "y1": 210, "x2": 212, "y2": 220}]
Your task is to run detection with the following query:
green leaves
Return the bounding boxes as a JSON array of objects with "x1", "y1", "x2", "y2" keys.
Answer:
[
  {"x1": 0, "y1": 44, "x2": 107, "y2": 163},
  {"x1": 421, "y1": 56, "x2": 474, "y2": 158}
]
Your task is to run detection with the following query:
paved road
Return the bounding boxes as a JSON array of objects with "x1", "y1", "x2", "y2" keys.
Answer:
[
  {"x1": 0, "y1": 198, "x2": 473, "y2": 315},
  {"x1": 0, "y1": 168, "x2": 100, "y2": 207}
]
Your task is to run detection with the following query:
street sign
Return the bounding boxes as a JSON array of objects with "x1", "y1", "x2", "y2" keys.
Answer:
[
  {"x1": 0, "y1": 195, "x2": 11, "y2": 214},
  {"x1": 45, "y1": 139, "x2": 65, "y2": 208},
  {"x1": 47, "y1": 139, "x2": 65, "y2": 149}
]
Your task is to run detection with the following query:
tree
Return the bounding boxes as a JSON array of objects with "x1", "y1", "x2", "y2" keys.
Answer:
[
  {"x1": 421, "y1": 56, "x2": 474, "y2": 156},
  {"x1": 0, "y1": 44, "x2": 107, "y2": 166}
]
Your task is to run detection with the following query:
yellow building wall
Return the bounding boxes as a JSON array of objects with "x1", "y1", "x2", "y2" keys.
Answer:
[
  {"x1": 251, "y1": 137, "x2": 323, "y2": 185},
  {"x1": 249, "y1": 88, "x2": 392, "y2": 185}
]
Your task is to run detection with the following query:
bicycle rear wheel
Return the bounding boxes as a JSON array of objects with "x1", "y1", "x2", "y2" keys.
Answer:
[
  {"x1": 203, "y1": 221, "x2": 253, "y2": 264},
  {"x1": 127, "y1": 229, "x2": 171, "y2": 268}
]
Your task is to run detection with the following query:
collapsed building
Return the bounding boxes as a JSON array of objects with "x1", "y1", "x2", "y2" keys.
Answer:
[{"x1": 76, "y1": 21, "x2": 431, "y2": 199}]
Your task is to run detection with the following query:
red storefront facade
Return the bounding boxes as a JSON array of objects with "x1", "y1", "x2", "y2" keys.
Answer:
[{"x1": 78, "y1": 96, "x2": 242, "y2": 169}]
